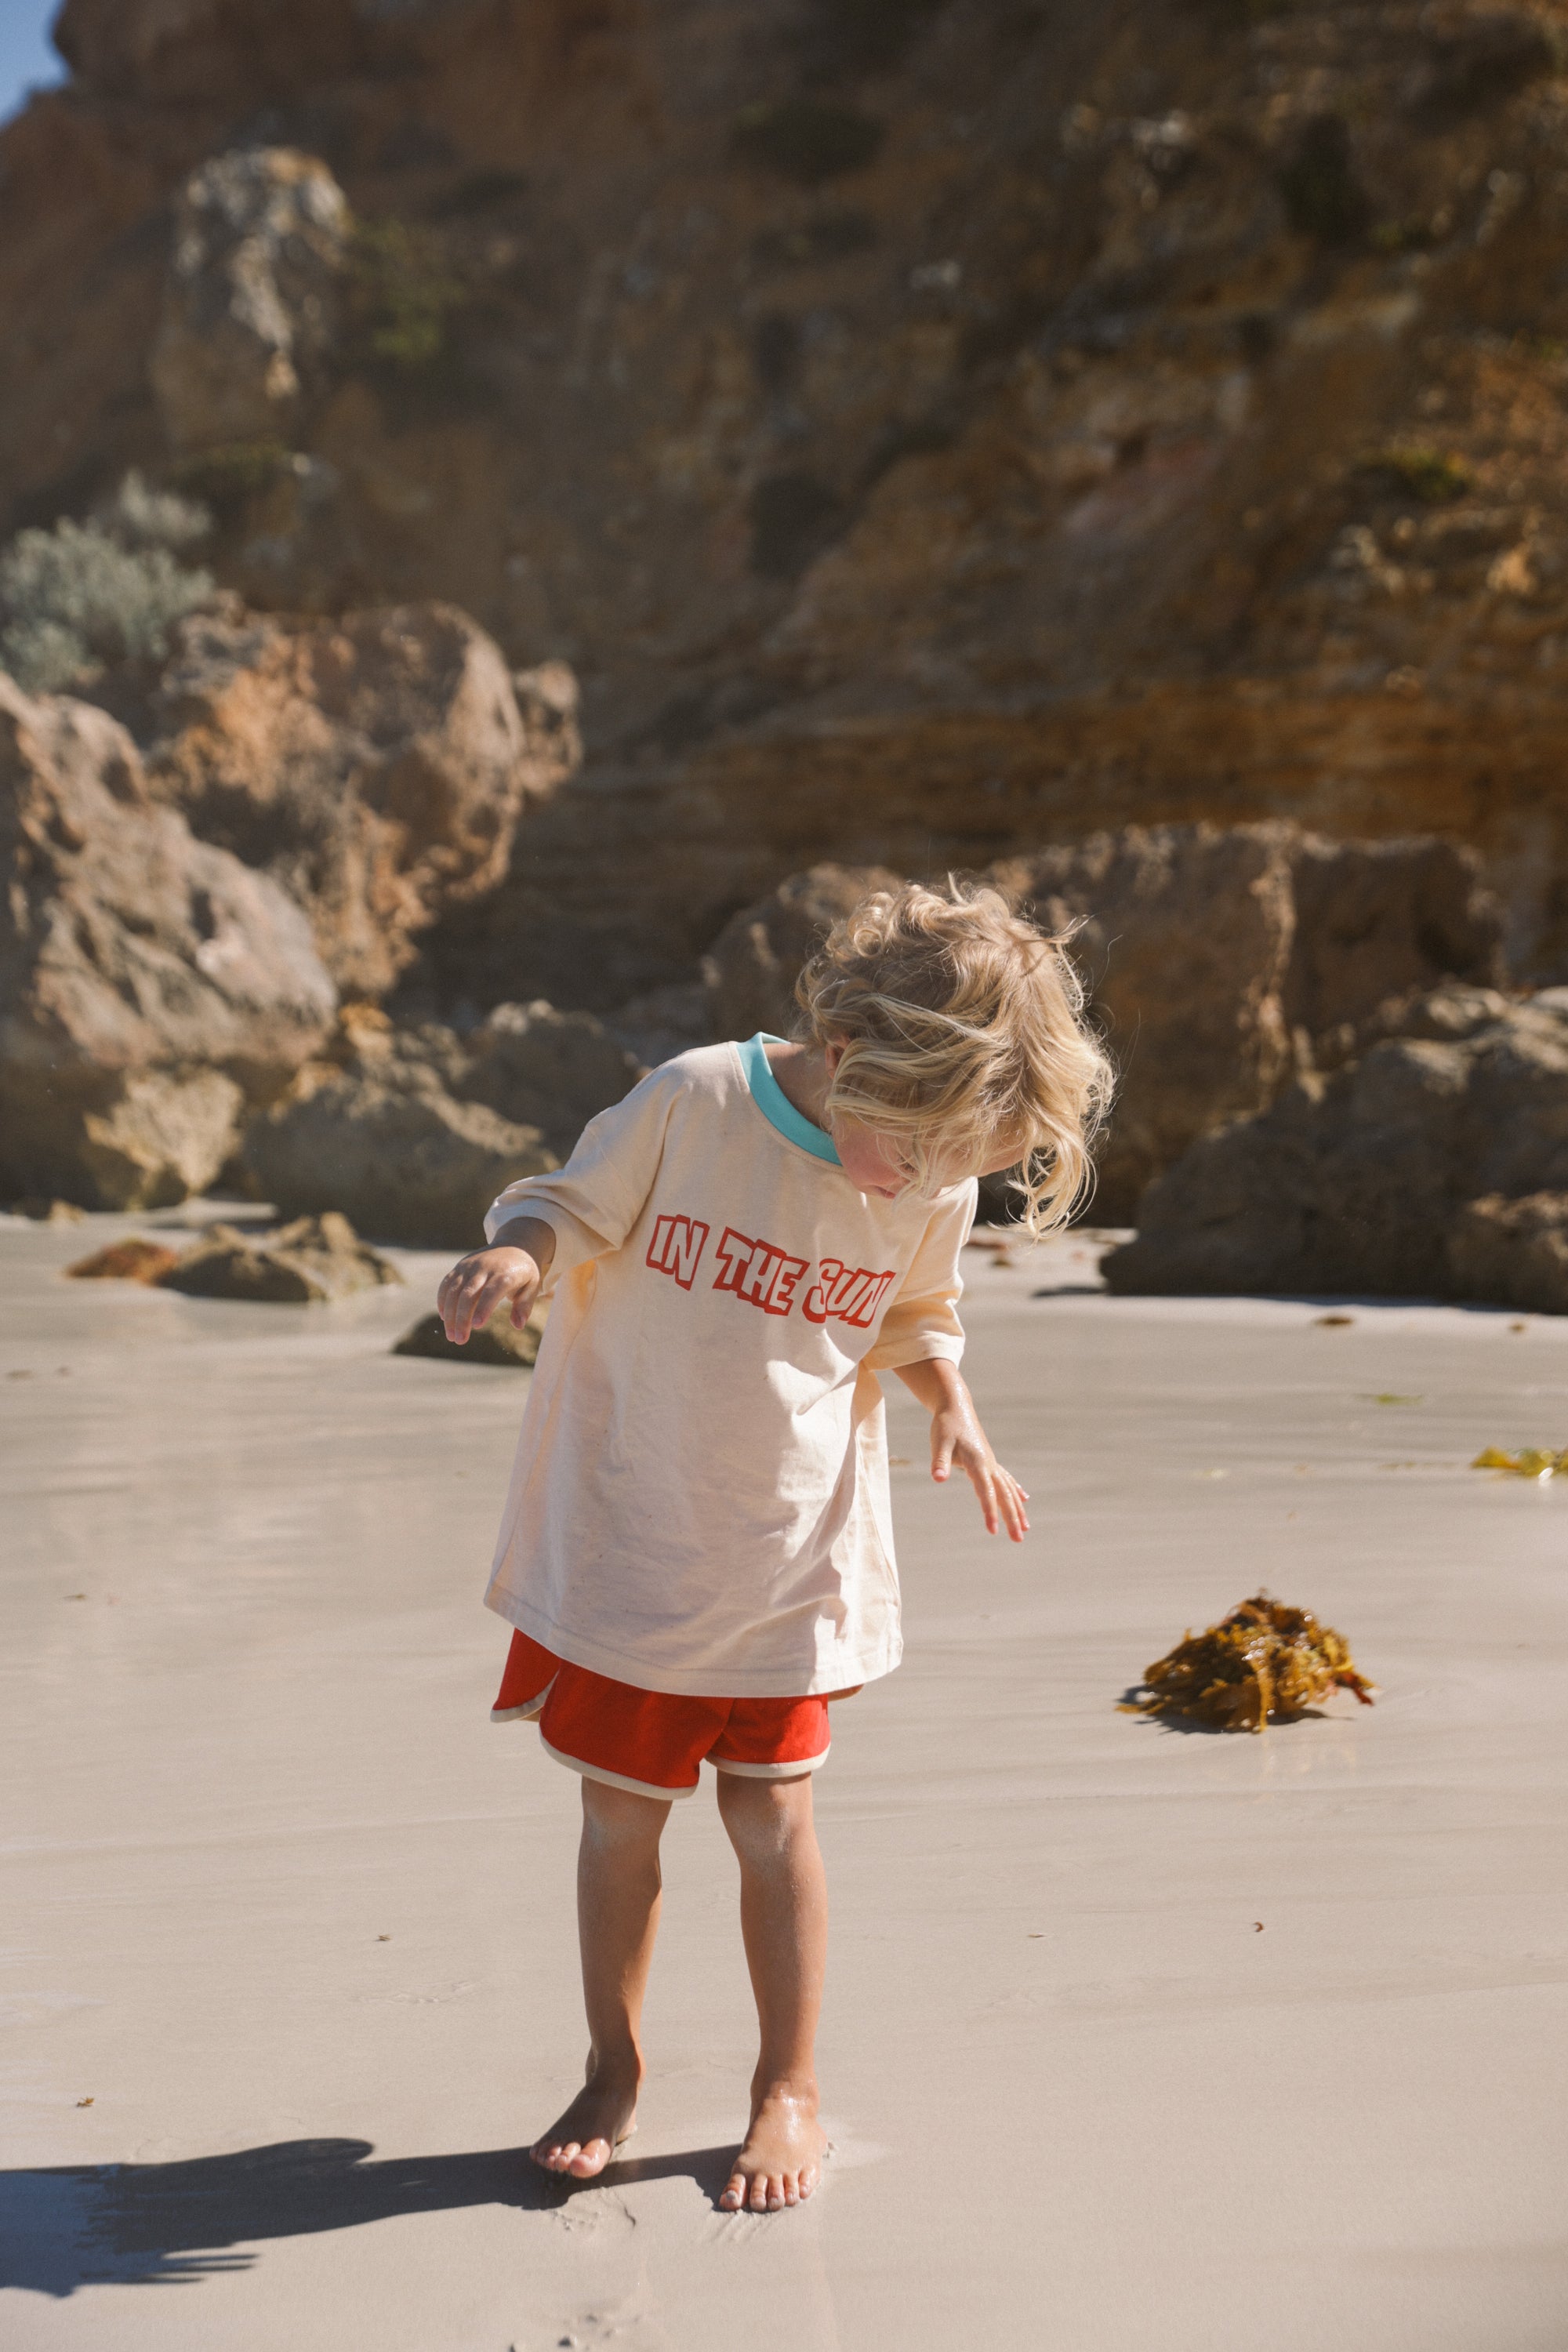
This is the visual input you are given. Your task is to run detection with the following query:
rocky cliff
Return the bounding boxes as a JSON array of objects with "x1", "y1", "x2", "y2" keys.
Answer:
[{"x1": 3, "y1": 0, "x2": 1568, "y2": 1004}]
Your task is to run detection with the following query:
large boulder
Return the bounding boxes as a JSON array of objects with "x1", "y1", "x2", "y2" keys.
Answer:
[
  {"x1": 702, "y1": 863, "x2": 906, "y2": 1041},
  {"x1": 461, "y1": 1000, "x2": 641, "y2": 1160},
  {"x1": 151, "y1": 604, "x2": 568, "y2": 996},
  {"x1": 150, "y1": 147, "x2": 350, "y2": 453},
  {"x1": 1102, "y1": 987, "x2": 1568, "y2": 1306},
  {"x1": 993, "y1": 826, "x2": 1298, "y2": 1218},
  {"x1": 995, "y1": 824, "x2": 1501, "y2": 1218},
  {"x1": 240, "y1": 997, "x2": 639, "y2": 1243},
  {"x1": 0, "y1": 674, "x2": 336, "y2": 1207},
  {"x1": 241, "y1": 1012, "x2": 557, "y2": 1247},
  {"x1": 1445, "y1": 1193, "x2": 1568, "y2": 1317},
  {"x1": 1282, "y1": 835, "x2": 1505, "y2": 1065}
]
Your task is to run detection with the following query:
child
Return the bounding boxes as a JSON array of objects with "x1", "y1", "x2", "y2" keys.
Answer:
[{"x1": 437, "y1": 880, "x2": 1110, "y2": 2212}]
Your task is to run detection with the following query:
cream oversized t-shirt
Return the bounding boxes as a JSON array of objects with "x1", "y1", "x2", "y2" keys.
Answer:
[{"x1": 481, "y1": 1037, "x2": 976, "y2": 1697}]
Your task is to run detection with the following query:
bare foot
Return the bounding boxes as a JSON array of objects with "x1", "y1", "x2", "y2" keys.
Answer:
[
  {"x1": 530, "y1": 2067, "x2": 639, "y2": 2180},
  {"x1": 719, "y1": 2083, "x2": 826, "y2": 2212}
]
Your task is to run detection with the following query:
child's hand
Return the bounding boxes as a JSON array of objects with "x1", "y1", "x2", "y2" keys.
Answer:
[
  {"x1": 930, "y1": 1400, "x2": 1030, "y2": 1541},
  {"x1": 437, "y1": 1246, "x2": 541, "y2": 1345},
  {"x1": 895, "y1": 1358, "x2": 1031, "y2": 1540}
]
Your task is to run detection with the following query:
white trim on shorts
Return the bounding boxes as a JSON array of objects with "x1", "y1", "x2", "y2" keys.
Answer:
[
  {"x1": 710, "y1": 1746, "x2": 830, "y2": 1779},
  {"x1": 540, "y1": 1737, "x2": 701, "y2": 1802},
  {"x1": 491, "y1": 1673, "x2": 556, "y2": 1724}
]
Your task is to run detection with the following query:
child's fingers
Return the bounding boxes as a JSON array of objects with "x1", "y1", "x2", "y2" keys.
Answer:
[
  {"x1": 997, "y1": 1471, "x2": 1030, "y2": 1541},
  {"x1": 931, "y1": 1425, "x2": 956, "y2": 1483},
  {"x1": 964, "y1": 1453, "x2": 1000, "y2": 1534},
  {"x1": 449, "y1": 1266, "x2": 501, "y2": 1344},
  {"x1": 437, "y1": 1270, "x2": 470, "y2": 1342}
]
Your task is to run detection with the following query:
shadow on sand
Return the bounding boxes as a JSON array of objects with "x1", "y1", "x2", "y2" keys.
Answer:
[{"x1": 0, "y1": 2136, "x2": 740, "y2": 2296}]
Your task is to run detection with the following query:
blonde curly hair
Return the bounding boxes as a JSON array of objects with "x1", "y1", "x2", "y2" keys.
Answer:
[{"x1": 793, "y1": 878, "x2": 1113, "y2": 1236}]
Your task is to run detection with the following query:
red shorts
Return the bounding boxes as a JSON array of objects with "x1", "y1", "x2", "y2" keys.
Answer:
[{"x1": 491, "y1": 1629, "x2": 854, "y2": 1801}]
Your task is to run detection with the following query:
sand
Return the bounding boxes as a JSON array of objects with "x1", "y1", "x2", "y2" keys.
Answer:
[{"x1": 2, "y1": 1210, "x2": 1566, "y2": 2351}]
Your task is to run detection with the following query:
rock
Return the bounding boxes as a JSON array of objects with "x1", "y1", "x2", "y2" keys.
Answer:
[
  {"x1": 604, "y1": 981, "x2": 711, "y2": 1073},
  {"x1": 393, "y1": 1299, "x2": 546, "y2": 1367},
  {"x1": 511, "y1": 662, "x2": 582, "y2": 789},
  {"x1": 1102, "y1": 989, "x2": 1568, "y2": 1305},
  {"x1": 704, "y1": 831, "x2": 1502, "y2": 1220},
  {"x1": 52, "y1": 1, "x2": 365, "y2": 107},
  {"x1": 150, "y1": 148, "x2": 350, "y2": 453},
  {"x1": 241, "y1": 1036, "x2": 556, "y2": 1247},
  {"x1": 240, "y1": 999, "x2": 632, "y2": 1242},
  {"x1": 151, "y1": 604, "x2": 566, "y2": 997},
  {"x1": 160, "y1": 1210, "x2": 401, "y2": 1301},
  {"x1": 993, "y1": 826, "x2": 1297, "y2": 1218},
  {"x1": 702, "y1": 864, "x2": 906, "y2": 1042},
  {"x1": 1283, "y1": 836, "x2": 1504, "y2": 1065},
  {"x1": 65, "y1": 1237, "x2": 182, "y2": 1282},
  {"x1": 996, "y1": 825, "x2": 1501, "y2": 1218},
  {"x1": 0, "y1": 675, "x2": 336, "y2": 1209},
  {"x1": 461, "y1": 1001, "x2": 641, "y2": 1159},
  {"x1": 1446, "y1": 1193, "x2": 1568, "y2": 1316},
  {"x1": 9, "y1": 1198, "x2": 86, "y2": 1223},
  {"x1": 74, "y1": 1065, "x2": 249, "y2": 1210},
  {"x1": 16, "y1": 0, "x2": 1568, "y2": 994}
]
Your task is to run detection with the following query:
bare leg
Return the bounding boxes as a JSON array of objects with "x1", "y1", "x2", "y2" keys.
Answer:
[
  {"x1": 714, "y1": 1772, "x2": 829, "y2": 2212},
  {"x1": 531, "y1": 1777, "x2": 672, "y2": 2178}
]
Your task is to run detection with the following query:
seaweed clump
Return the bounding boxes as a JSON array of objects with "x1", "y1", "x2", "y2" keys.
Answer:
[
  {"x1": 1472, "y1": 1445, "x2": 1567, "y2": 1479},
  {"x1": 1125, "y1": 1592, "x2": 1375, "y2": 1733}
]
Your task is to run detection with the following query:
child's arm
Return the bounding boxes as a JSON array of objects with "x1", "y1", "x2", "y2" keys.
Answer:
[
  {"x1": 437, "y1": 1062, "x2": 688, "y2": 1345},
  {"x1": 437, "y1": 1215, "x2": 556, "y2": 1345},
  {"x1": 893, "y1": 1356, "x2": 1030, "y2": 1543}
]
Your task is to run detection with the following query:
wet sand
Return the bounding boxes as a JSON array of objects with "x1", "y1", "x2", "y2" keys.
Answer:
[{"x1": 2, "y1": 1211, "x2": 1566, "y2": 2350}]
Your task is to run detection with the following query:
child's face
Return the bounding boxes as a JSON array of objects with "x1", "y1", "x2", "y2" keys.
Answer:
[
  {"x1": 821, "y1": 1042, "x2": 1025, "y2": 1200},
  {"x1": 831, "y1": 1117, "x2": 920, "y2": 1201}
]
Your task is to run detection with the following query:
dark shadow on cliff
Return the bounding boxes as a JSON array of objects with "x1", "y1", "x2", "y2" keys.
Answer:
[{"x1": 0, "y1": 2136, "x2": 739, "y2": 2297}]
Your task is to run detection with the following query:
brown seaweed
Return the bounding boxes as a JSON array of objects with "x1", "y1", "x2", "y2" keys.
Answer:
[{"x1": 1124, "y1": 1592, "x2": 1375, "y2": 1733}]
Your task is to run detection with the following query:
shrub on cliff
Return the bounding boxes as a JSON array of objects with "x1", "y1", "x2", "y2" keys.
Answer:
[
  {"x1": 0, "y1": 474, "x2": 215, "y2": 695},
  {"x1": 348, "y1": 219, "x2": 468, "y2": 372}
]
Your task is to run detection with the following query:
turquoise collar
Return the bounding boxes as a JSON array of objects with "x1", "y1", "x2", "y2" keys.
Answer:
[{"x1": 737, "y1": 1034, "x2": 841, "y2": 1166}]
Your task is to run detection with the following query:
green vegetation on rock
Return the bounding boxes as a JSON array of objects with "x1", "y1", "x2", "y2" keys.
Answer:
[
  {"x1": 0, "y1": 473, "x2": 215, "y2": 695},
  {"x1": 1359, "y1": 445, "x2": 1475, "y2": 505},
  {"x1": 349, "y1": 218, "x2": 469, "y2": 372}
]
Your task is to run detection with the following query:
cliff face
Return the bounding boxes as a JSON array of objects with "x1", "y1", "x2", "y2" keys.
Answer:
[{"x1": 5, "y1": 0, "x2": 1568, "y2": 1002}]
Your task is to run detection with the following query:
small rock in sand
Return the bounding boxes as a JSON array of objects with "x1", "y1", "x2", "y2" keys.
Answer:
[
  {"x1": 161, "y1": 1211, "x2": 400, "y2": 1302},
  {"x1": 393, "y1": 1301, "x2": 545, "y2": 1367},
  {"x1": 10, "y1": 1199, "x2": 88, "y2": 1224},
  {"x1": 65, "y1": 1239, "x2": 182, "y2": 1283}
]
